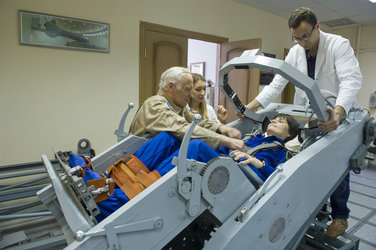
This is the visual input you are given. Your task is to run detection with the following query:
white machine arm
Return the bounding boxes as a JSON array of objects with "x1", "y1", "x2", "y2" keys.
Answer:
[{"x1": 218, "y1": 49, "x2": 330, "y2": 122}]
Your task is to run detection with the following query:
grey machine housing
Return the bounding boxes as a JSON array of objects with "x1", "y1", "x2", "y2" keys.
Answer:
[{"x1": 38, "y1": 49, "x2": 375, "y2": 249}]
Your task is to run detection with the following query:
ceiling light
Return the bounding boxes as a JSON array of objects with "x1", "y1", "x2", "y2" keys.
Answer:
[{"x1": 370, "y1": 0, "x2": 376, "y2": 3}]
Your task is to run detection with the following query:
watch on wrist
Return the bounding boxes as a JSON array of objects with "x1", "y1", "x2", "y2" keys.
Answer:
[{"x1": 260, "y1": 159, "x2": 266, "y2": 169}]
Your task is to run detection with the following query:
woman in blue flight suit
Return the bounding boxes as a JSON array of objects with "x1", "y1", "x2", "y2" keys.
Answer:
[{"x1": 72, "y1": 113, "x2": 299, "y2": 221}]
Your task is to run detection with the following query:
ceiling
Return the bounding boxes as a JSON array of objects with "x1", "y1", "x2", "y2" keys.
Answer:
[{"x1": 234, "y1": 0, "x2": 376, "y2": 29}]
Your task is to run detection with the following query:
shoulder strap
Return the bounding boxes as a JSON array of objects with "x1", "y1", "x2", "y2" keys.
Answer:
[
  {"x1": 242, "y1": 128, "x2": 263, "y2": 142},
  {"x1": 246, "y1": 141, "x2": 284, "y2": 157}
]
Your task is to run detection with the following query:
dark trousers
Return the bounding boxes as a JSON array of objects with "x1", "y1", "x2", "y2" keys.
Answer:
[{"x1": 330, "y1": 173, "x2": 350, "y2": 219}]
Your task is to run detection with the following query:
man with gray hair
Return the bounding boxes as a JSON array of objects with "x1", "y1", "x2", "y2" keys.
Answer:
[{"x1": 129, "y1": 66, "x2": 245, "y2": 151}]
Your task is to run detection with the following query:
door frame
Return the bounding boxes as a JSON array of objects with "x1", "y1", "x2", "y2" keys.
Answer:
[{"x1": 139, "y1": 21, "x2": 229, "y2": 104}]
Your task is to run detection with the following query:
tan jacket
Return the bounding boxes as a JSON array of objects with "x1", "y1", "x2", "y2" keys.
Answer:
[{"x1": 129, "y1": 91, "x2": 222, "y2": 148}]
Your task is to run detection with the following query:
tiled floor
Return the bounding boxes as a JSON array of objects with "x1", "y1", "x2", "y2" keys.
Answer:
[{"x1": 347, "y1": 158, "x2": 376, "y2": 249}]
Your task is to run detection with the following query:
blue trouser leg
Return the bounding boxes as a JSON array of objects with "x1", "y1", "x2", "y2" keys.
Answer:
[
  {"x1": 134, "y1": 132, "x2": 181, "y2": 171},
  {"x1": 330, "y1": 173, "x2": 350, "y2": 219},
  {"x1": 82, "y1": 132, "x2": 181, "y2": 221},
  {"x1": 155, "y1": 139, "x2": 220, "y2": 176}
]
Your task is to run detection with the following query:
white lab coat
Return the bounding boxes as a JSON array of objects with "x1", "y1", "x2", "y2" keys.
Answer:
[
  {"x1": 207, "y1": 104, "x2": 220, "y2": 123},
  {"x1": 256, "y1": 30, "x2": 362, "y2": 114}
]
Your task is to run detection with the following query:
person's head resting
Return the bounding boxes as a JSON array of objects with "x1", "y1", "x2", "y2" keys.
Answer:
[
  {"x1": 266, "y1": 113, "x2": 299, "y2": 143},
  {"x1": 159, "y1": 67, "x2": 193, "y2": 108},
  {"x1": 288, "y1": 7, "x2": 320, "y2": 51},
  {"x1": 189, "y1": 73, "x2": 209, "y2": 119}
]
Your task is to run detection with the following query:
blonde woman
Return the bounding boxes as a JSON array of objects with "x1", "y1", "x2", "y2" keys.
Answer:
[{"x1": 188, "y1": 73, "x2": 227, "y2": 123}]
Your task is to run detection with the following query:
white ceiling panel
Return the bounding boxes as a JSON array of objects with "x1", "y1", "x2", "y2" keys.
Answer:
[
  {"x1": 320, "y1": 0, "x2": 363, "y2": 9},
  {"x1": 303, "y1": 5, "x2": 338, "y2": 15},
  {"x1": 316, "y1": 12, "x2": 344, "y2": 22},
  {"x1": 264, "y1": 0, "x2": 312, "y2": 9},
  {"x1": 351, "y1": 14, "x2": 376, "y2": 24},
  {"x1": 252, "y1": 2, "x2": 283, "y2": 13},
  {"x1": 336, "y1": 5, "x2": 376, "y2": 16},
  {"x1": 234, "y1": 0, "x2": 376, "y2": 29}
]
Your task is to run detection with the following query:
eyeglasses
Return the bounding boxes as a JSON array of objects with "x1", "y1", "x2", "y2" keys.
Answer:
[{"x1": 292, "y1": 25, "x2": 315, "y2": 42}]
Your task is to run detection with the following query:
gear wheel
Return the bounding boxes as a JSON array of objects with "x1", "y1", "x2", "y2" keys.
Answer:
[{"x1": 201, "y1": 157, "x2": 230, "y2": 195}]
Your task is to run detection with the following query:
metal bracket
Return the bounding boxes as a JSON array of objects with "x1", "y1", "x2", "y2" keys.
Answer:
[
  {"x1": 115, "y1": 102, "x2": 135, "y2": 142},
  {"x1": 77, "y1": 138, "x2": 94, "y2": 158},
  {"x1": 90, "y1": 178, "x2": 114, "y2": 197},
  {"x1": 365, "y1": 117, "x2": 376, "y2": 146},
  {"x1": 172, "y1": 114, "x2": 203, "y2": 217},
  {"x1": 350, "y1": 117, "x2": 376, "y2": 173},
  {"x1": 75, "y1": 217, "x2": 163, "y2": 250},
  {"x1": 42, "y1": 155, "x2": 93, "y2": 233}
]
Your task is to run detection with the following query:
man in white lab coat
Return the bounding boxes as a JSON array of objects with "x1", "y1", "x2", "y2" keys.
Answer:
[{"x1": 246, "y1": 7, "x2": 362, "y2": 238}]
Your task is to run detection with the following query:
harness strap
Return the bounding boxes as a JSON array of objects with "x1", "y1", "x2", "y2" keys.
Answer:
[
  {"x1": 246, "y1": 141, "x2": 284, "y2": 157},
  {"x1": 105, "y1": 155, "x2": 161, "y2": 200},
  {"x1": 242, "y1": 128, "x2": 263, "y2": 142}
]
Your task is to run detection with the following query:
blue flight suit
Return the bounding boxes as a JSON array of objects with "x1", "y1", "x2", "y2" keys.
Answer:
[{"x1": 72, "y1": 132, "x2": 291, "y2": 221}]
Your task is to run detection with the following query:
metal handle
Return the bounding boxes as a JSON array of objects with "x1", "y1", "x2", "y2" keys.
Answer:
[{"x1": 115, "y1": 102, "x2": 134, "y2": 142}]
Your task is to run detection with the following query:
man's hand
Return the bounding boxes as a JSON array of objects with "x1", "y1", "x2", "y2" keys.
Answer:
[
  {"x1": 317, "y1": 106, "x2": 345, "y2": 132},
  {"x1": 217, "y1": 125, "x2": 241, "y2": 139},
  {"x1": 245, "y1": 99, "x2": 262, "y2": 112},
  {"x1": 237, "y1": 99, "x2": 262, "y2": 120},
  {"x1": 219, "y1": 137, "x2": 245, "y2": 151}
]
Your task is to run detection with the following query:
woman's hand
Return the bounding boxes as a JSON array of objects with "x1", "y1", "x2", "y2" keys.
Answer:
[
  {"x1": 217, "y1": 105, "x2": 228, "y2": 123},
  {"x1": 230, "y1": 150, "x2": 264, "y2": 169}
]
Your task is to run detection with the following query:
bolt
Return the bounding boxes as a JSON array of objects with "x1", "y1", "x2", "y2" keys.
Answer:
[
  {"x1": 154, "y1": 218, "x2": 163, "y2": 228},
  {"x1": 75, "y1": 230, "x2": 85, "y2": 241},
  {"x1": 168, "y1": 188, "x2": 176, "y2": 197},
  {"x1": 189, "y1": 205, "x2": 199, "y2": 216},
  {"x1": 180, "y1": 181, "x2": 191, "y2": 194},
  {"x1": 179, "y1": 211, "x2": 187, "y2": 220},
  {"x1": 276, "y1": 165, "x2": 283, "y2": 172}
]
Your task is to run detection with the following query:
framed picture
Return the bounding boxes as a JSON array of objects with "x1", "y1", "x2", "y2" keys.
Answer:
[
  {"x1": 190, "y1": 62, "x2": 205, "y2": 76},
  {"x1": 19, "y1": 10, "x2": 110, "y2": 53}
]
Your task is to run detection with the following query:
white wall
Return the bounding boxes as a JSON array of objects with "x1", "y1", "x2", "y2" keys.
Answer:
[
  {"x1": 188, "y1": 39, "x2": 218, "y2": 82},
  {"x1": 326, "y1": 25, "x2": 376, "y2": 110},
  {"x1": 188, "y1": 39, "x2": 218, "y2": 106},
  {"x1": 0, "y1": 0, "x2": 293, "y2": 165},
  {"x1": 1, "y1": 0, "x2": 374, "y2": 165}
]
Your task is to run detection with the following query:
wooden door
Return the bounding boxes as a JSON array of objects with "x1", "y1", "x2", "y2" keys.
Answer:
[
  {"x1": 219, "y1": 39, "x2": 262, "y2": 123},
  {"x1": 281, "y1": 48, "x2": 295, "y2": 104},
  {"x1": 139, "y1": 21, "x2": 228, "y2": 106},
  {"x1": 140, "y1": 31, "x2": 187, "y2": 105}
]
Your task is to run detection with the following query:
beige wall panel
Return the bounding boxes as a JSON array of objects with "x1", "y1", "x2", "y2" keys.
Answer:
[{"x1": 3, "y1": 0, "x2": 374, "y2": 164}]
